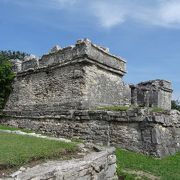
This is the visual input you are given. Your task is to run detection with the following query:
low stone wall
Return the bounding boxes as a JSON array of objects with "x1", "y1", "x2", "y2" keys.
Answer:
[
  {"x1": 6, "y1": 147, "x2": 117, "y2": 180},
  {"x1": 1, "y1": 109, "x2": 180, "y2": 157}
]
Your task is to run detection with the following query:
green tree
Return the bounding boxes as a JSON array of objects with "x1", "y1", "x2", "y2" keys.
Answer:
[
  {"x1": 0, "y1": 50, "x2": 29, "y2": 110},
  {"x1": 0, "y1": 50, "x2": 29, "y2": 61},
  {"x1": 171, "y1": 100, "x2": 180, "y2": 111},
  {"x1": 0, "y1": 55, "x2": 15, "y2": 109}
]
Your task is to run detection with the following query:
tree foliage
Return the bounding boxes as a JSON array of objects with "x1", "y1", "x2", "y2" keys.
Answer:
[
  {"x1": 0, "y1": 55, "x2": 15, "y2": 109},
  {"x1": 0, "y1": 50, "x2": 29, "y2": 109},
  {"x1": 171, "y1": 100, "x2": 180, "y2": 111},
  {"x1": 0, "y1": 50, "x2": 29, "y2": 61}
]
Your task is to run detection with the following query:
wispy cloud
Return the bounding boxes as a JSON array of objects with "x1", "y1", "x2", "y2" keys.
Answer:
[
  {"x1": 90, "y1": 0, "x2": 180, "y2": 28},
  {"x1": 4, "y1": 0, "x2": 180, "y2": 28},
  {"x1": 90, "y1": 1, "x2": 127, "y2": 28},
  {"x1": 158, "y1": 0, "x2": 180, "y2": 26}
]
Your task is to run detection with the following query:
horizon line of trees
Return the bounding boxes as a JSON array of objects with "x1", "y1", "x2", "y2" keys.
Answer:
[{"x1": 0, "y1": 50, "x2": 29, "y2": 61}]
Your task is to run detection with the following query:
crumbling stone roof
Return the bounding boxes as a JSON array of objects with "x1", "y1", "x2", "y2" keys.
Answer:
[
  {"x1": 130, "y1": 79, "x2": 173, "y2": 93},
  {"x1": 13, "y1": 39, "x2": 126, "y2": 76}
]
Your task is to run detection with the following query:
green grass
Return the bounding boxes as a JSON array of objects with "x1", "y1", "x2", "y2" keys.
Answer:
[
  {"x1": 96, "y1": 106, "x2": 129, "y2": 111},
  {"x1": 0, "y1": 133, "x2": 77, "y2": 169},
  {"x1": 150, "y1": 107, "x2": 166, "y2": 113},
  {"x1": 0, "y1": 124, "x2": 32, "y2": 133},
  {"x1": 116, "y1": 148, "x2": 180, "y2": 180}
]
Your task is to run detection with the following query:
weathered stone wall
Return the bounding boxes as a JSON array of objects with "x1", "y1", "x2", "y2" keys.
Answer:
[
  {"x1": 7, "y1": 147, "x2": 117, "y2": 180},
  {"x1": 82, "y1": 64, "x2": 131, "y2": 108},
  {"x1": 158, "y1": 89, "x2": 172, "y2": 110},
  {"x1": 5, "y1": 39, "x2": 130, "y2": 113},
  {"x1": 5, "y1": 63, "x2": 85, "y2": 111},
  {"x1": 5, "y1": 61, "x2": 130, "y2": 112},
  {"x1": 130, "y1": 80, "x2": 173, "y2": 110},
  {"x1": 2, "y1": 109, "x2": 180, "y2": 157}
]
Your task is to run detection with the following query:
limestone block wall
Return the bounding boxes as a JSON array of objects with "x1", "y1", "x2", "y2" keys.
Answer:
[
  {"x1": 158, "y1": 89, "x2": 172, "y2": 110},
  {"x1": 82, "y1": 64, "x2": 131, "y2": 108},
  {"x1": 130, "y1": 80, "x2": 173, "y2": 110},
  {"x1": 5, "y1": 63, "x2": 85, "y2": 111},
  {"x1": 5, "y1": 61, "x2": 130, "y2": 113},
  {"x1": 5, "y1": 39, "x2": 130, "y2": 113},
  {"x1": 1, "y1": 109, "x2": 180, "y2": 157}
]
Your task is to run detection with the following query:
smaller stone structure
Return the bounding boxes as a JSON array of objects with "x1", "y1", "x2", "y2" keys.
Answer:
[{"x1": 130, "y1": 80, "x2": 173, "y2": 110}]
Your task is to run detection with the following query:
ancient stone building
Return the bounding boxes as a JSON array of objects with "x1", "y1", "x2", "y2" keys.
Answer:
[
  {"x1": 130, "y1": 80, "x2": 173, "y2": 110},
  {"x1": 6, "y1": 39, "x2": 130, "y2": 113},
  {"x1": 1, "y1": 39, "x2": 180, "y2": 157}
]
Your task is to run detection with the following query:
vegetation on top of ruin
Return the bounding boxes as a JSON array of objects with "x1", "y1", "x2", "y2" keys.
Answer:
[
  {"x1": 116, "y1": 148, "x2": 180, "y2": 180},
  {"x1": 95, "y1": 106, "x2": 129, "y2": 111},
  {"x1": 150, "y1": 107, "x2": 166, "y2": 113}
]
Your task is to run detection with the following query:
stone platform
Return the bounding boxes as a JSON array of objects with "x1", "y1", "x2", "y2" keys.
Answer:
[{"x1": 1, "y1": 108, "x2": 180, "y2": 157}]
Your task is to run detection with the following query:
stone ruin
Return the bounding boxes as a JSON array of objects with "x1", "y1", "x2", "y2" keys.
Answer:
[
  {"x1": 130, "y1": 80, "x2": 173, "y2": 110},
  {"x1": 1, "y1": 39, "x2": 180, "y2": 157}
]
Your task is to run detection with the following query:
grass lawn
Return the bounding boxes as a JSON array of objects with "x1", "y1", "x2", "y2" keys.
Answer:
[
  {"x1": 0, "y1": 133, "x2": 77, "y2": 170},
  {"x1": 0, "y1": 124, "x2": 32, "y2": 133},
  {"x1": 116, "y1": 148, "x2": 180, "y2": 180}
]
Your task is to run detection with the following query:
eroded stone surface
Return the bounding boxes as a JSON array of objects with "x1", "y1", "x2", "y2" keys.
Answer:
[
  {"x1": 130, "y1": 80, "x2": 173, "y2": 110},
  {"x1": 1, "y1": 109, "x2": 180, "y2": 157},
  {"x1": 4, "y1": 39, "x2": 129, "y2": 112},
  {"x1": 6, "y1": 147, "x2": 117, "y2": 180}
]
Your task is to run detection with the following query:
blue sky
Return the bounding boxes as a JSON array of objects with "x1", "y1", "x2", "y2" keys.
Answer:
[{"x1": 0, "y1": 0, "x2": 180, "y2": 100}]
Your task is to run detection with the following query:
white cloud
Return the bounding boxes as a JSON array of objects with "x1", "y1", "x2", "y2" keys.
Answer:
[
  {"x1": 89, "y1": 0, "x2": 180, "y2": 28},
  {"x1": 6, "y1": 0, "x2": 180, "y2": 28},
  {"x1": 158, "y1": 0, "x2": 180, "y2": 26},
  {"x1": 90, "y1": 1, "x2": 127, "y2": 28}
]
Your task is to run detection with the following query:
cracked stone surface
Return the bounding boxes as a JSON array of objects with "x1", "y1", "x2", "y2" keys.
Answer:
[{"x1": 5, "y1": 147, "x2": 117, "y2": 180}]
